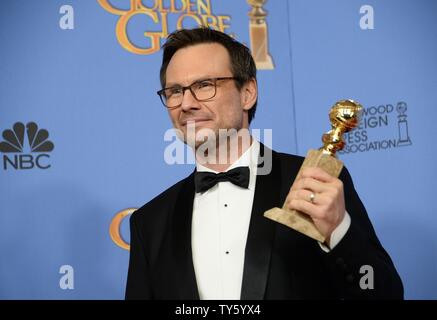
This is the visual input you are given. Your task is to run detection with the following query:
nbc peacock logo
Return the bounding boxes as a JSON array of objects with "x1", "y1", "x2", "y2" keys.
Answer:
[{"x1": 0, "y1": 122, "x2": 54, "y2": 170}]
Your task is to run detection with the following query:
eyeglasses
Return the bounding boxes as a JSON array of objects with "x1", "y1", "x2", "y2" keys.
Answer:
[{"x1": 157, "y1": 77, "x2": 238, "y2": 109}]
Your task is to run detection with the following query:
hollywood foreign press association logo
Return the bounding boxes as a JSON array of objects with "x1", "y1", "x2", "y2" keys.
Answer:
[
  {"x1": 0, "y1": 122, "x2": 54, "y2": 170},
  {"x1": 338, "y1": 101, "x2": 413, "y2": 154}
]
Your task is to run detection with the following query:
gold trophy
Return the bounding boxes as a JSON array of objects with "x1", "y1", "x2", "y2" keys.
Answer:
[
  {"x1": 247, "y1": 0, "x2": 274, "y2": 69},
  {"x1": 264, "y1": 99, "x2": 363, "y2": 242}
]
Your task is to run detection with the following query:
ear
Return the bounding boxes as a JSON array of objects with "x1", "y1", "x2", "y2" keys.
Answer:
[{"x1": 241, "y1": 78, "x2": 258, "y2": 111}]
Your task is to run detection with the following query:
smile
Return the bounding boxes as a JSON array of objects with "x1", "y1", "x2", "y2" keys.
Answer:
[{"x1": 181, "y1": 119, "x2": 211, "y2": 126}]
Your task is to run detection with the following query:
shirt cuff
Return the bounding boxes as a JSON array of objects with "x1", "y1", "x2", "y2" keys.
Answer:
[{"x1": 318, "y1": 211, "x2": 351, "y2": 252}]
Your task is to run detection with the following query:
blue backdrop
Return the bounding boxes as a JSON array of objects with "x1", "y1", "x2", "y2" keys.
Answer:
[{"x1": 0, "y1": 0, "x2": 436, "y2": 299}]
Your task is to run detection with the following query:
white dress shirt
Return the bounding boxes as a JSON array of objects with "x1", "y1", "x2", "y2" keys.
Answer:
[{"x1": 191, "y1": 139, "x2": 350, "y2": 299}]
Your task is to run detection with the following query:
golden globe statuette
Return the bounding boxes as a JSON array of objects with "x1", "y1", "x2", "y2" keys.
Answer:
[
  {"x1": 247, "y1": 0, "x2": 274, "y2": 69},
  {"x1": 264, "y1": 100, "x2": 363, "y2": 242}
]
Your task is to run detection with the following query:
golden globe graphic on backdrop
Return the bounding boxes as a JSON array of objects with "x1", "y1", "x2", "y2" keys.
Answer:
[
  {"x1": 98, "y1": 0, "x2": 275, "y2": 69},
  {"x1": 247, "y1": 0, "x2": 274, "y2": 69},
  {"x1": 110, "y1": 208, "x2": 137, "y2": 250}
]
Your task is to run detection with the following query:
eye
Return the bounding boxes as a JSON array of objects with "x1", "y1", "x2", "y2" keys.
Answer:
[
  {"x1": 196, "y1": 80, "x2": 214, "y2": 90},
  {"x1": 166, "y1": 86, "x2": 183, "y2": 98}
]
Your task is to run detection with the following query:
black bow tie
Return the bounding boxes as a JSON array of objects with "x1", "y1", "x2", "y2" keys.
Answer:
[{"x1": 194, "y1": 166, "x2": 250, "y2": 193}]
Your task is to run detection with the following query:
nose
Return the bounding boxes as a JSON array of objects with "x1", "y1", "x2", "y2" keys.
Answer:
[{"x1": 180, "y1": 88, "x2": 200, "y2": 112}]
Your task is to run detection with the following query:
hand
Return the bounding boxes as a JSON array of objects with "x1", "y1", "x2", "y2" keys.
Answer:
[{"x1": 286, "y1": 167, "x2": 346, "y2": 244}]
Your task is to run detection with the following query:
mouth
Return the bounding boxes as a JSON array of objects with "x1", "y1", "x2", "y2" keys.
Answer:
[{"x1": 180, "y1": 118, "x2": 211, "y2": 126}]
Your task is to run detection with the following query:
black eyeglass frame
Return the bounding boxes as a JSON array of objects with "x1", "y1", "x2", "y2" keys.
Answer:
[{"x1": 156, "y1": 77, "x2": 239, "y2": 109}]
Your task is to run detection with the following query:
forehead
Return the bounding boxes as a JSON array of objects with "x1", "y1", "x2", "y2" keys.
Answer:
[{"x1": 165, "y1": 43, "x2": 232, "y2": 86}]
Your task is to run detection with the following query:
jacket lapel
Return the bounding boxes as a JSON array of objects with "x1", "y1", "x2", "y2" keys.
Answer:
[
  {"x1": 170, "y1": 172, "x2": 200, "y2": 299},
  {"x1": 240, "y1": 144, "x2": 282, "y2": 299}
]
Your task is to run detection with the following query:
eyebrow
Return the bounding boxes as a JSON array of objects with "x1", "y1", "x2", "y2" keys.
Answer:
[{"x1": 165, "y1": 76, "x2": 216, "y2": 88}]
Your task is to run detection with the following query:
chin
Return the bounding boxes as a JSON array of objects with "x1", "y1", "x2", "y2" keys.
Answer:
[{"x1": 184, "y1": 126, "x2": 218, "y2": 149}]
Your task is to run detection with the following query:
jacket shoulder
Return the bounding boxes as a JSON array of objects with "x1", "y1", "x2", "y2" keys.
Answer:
[
  {"x1": 271, "y1": 149, "x2": 304, "y2": 178},
  {"x1": 130, "y1": 174, "x2": 192, "y2": 225},
  {"x1": 273, "y1": 150, "x2": 305, "y2": 166}
]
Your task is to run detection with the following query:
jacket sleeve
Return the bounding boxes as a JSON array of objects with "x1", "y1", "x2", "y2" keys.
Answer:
[
  {"x1": 321, "y1": 166, "x2": 404, "y2": 299},
  {"x1": 125, "y1": 212, "x2": 152, "y2": 300}
]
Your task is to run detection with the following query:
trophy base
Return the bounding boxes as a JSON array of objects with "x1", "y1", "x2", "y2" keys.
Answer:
[
  {"x1": 264, "y1": 149, "x2": 344, "y2": 243},
  {"x1": 264, "y1": 207, "x2": 326, "y2": 242}
]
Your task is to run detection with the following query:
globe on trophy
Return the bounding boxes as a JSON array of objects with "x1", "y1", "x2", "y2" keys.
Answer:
[{"x1": 264, "y1": 99, "x2": 363, "y2": 242}]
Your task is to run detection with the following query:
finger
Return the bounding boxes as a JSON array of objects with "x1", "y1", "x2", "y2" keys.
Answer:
[
  {"x1": 292, "y1": 177, "x2": 331, "y2": 194},
  {"x1": 287, "y1": 198, "x2": 321, "y2": 218},
  {"x1": 288, "y1": 189, "x2": 319, "y2": 204},
  {"x1": 300, "y1": 167, "x2": 337, "y2": 183}
]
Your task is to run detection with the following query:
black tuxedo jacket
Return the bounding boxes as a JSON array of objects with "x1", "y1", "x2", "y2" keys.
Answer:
[{"x1": 126, "y1": 145, "x2": 403, "y2": 299}]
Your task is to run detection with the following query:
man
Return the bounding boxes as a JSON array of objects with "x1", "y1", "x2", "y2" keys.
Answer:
[{"x1": 125, "y1": 27, "x2": 403, "y2": 299}]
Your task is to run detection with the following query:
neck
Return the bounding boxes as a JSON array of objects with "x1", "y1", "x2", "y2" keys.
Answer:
[{"x1": 194, "y1": 130, "x2": 253, "y2": 172}]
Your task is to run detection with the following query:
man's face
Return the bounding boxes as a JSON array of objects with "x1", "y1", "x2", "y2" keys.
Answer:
[{"x1": 164, "y1": 43, "x2": 255, "y2": 147}]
